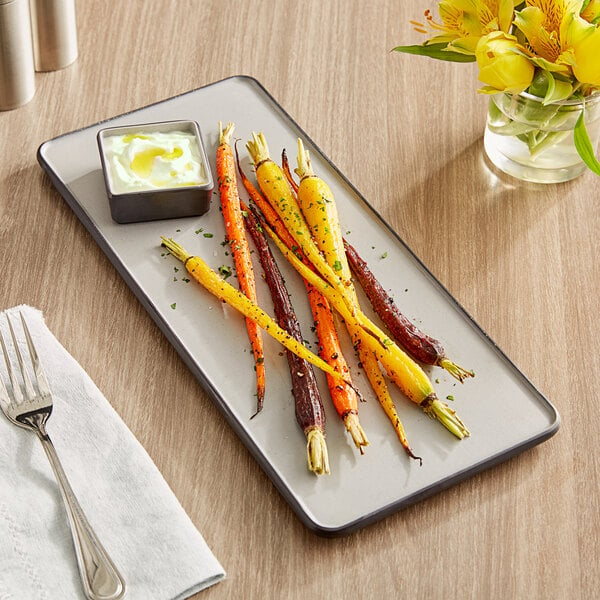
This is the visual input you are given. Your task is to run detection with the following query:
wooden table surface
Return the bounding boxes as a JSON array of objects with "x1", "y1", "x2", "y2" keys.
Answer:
[{"x1": 1, "y1": 1, "x2": 598, "y2": 599}]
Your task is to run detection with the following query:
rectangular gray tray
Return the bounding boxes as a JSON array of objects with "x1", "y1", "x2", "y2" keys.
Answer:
[{"x1": 37, "y1": 76, "x2": 559, "y2": 536}]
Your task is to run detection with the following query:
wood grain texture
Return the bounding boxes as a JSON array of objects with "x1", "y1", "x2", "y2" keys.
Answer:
[{"x1": 1, "y1": 1, "x2": 598, "y2": 598}]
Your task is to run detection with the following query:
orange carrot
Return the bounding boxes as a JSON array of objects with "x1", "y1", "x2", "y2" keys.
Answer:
[
  {"x1": 217, "y1": 122, "x2": 265, "y2": 415},
  {"x1": 306, "y1": 285, "x2": 368, "y2": 452}
]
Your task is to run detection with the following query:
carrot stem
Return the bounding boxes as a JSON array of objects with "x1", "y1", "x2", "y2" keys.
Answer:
[{"x1": 281, "y1": 149, "x2": 299, "y2": 194}]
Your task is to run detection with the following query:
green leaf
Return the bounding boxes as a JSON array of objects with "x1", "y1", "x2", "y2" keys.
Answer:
[
  {"x1": 574, "y1": 111, "x2": 600, "y2": 176},
  {"x1": 544, "y1": 76, "x2": 573, "y2": 105},
  {"x1": 392, "y1": 43, "x2": 476, "y2": 63}
]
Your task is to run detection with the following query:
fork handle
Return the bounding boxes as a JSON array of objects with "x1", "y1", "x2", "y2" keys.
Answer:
[{"x1": 37, "y1": 430, "x2": 126, "y2": 600}]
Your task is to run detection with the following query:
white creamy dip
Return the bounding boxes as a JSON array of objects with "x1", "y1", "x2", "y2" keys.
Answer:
[{"x1": 103, "y1": 130, "x2": 208, "y2": 194}]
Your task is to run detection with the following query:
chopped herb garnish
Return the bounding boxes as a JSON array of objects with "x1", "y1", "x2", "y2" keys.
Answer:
[
  {"x1": 170, "y1": 303, "x2": 177, "y2": 310},
  {"x1": 203, "y1": 232, "x2": 214, "y2": 238},
  {"x1": 218, "y1": 265, "x2": 232, "y2": 279}
]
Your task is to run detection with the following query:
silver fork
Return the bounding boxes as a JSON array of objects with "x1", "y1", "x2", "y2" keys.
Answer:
[{"x1": 0, "y1": 312, "x2": 126, "y2": 600}]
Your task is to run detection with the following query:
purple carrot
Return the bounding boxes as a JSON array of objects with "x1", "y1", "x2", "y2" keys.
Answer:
[
  {"x1": 344, "y1": 240, "x2": 474, "y2": 383},
  {"x1": 243, "y1": 200, "x2": 329, "y2": 475}
]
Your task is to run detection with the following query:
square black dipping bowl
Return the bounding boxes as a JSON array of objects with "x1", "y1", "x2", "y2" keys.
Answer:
[{"x1": 97, "y1": 120, "x2": 214, "y2": 224}]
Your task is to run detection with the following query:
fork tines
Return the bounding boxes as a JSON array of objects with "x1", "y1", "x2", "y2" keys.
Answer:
[{"x1": 0, "y1": 312, "x2": 51, "y2": 406}]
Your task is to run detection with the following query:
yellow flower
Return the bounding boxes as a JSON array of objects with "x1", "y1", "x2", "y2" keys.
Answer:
[
  {"x1": 513, "y1": 1, "x2": 582, "y2": 62},
  {"x1": 561, "y1": 12, "x2": 600, "y2": 84},
  {"x1": 476, "y1": 31, "x2": 536, "y2": 93},
  {"x1": 412, "y1": 0, "x2": 517, "y2": 54}
]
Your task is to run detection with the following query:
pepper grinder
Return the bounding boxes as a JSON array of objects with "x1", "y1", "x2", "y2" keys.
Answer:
[
  {"x1": 0, "y1": 0, "x2": 36, "y2": 110},
  {"x1": 29, "y1": 0, "x2": 77, "y2": 72}
]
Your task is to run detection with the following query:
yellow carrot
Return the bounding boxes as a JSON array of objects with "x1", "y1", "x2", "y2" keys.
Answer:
[
  {"x1": 160, "y1": 237, "x2": 355, "y2": 390},
  {"x1": 355, "y1": 342, "x2": 422, "y2": 463},
  {"x1": 295, "y1": 139, "x2": 354, "y2": 291},
  {"x1": 294, "y1": 139, "x2": 420, "y2": 457}
]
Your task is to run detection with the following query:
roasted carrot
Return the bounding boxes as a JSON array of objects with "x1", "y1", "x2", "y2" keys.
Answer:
[
  {"x1": 291, "y1": 144, "x2": 470, "y2": 383},
  {"x1": 160, "y1": 237, "x2": 356, "y2": 389},
  {"x1": 294, "y1": 139, "x2": 356, "y2": 303},
  {"x1": 242, "y1": 202, "x2": 329, "y2": 474},
  {"x1": 353, "y1": 333, "x2": 422, "y2": 464},
  {"x1": 217, "y1": 122, "x2": 265, "y2": 414},
  {"x1": 294, "y1": 139, "x2": 419, "y2": 459},
  {"x1": 306, "y1": 286, "x2": 368, "y2": 452},
  {"x1": 235, "y1": 145, "x2": 368, "y2": 452},
  {"x1": 344, "y1": 240, "x2": 474, "y2": 382},
  {"x1": 235, "y1": 140, "x2": 298, "y2": 254},
  {"x1": 293, "y1": 141, "x2": 384, "y2": 454}
]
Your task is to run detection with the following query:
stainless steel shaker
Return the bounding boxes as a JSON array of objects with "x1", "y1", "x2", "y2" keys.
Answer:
[
  {"x1": 29, "y1": 0, "x2": 78, "y2": 72},
  {"x1": 0, "y1": 0, "x2": 36, "y2": 110}
]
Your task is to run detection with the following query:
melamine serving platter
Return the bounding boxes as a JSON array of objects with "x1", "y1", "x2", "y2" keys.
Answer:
[{"x1": 38, "y1": 76, "x2": 559, "y2": 536}]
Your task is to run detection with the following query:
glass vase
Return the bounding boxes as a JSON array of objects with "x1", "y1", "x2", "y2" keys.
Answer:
[{"x1": 484, "y1": 91, "x2": 600, "y2": 184}]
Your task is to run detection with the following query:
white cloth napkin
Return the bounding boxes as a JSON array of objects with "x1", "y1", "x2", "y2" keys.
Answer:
[{"x1": 0, "y1": 305, "x2": 225, "y2": 599}]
